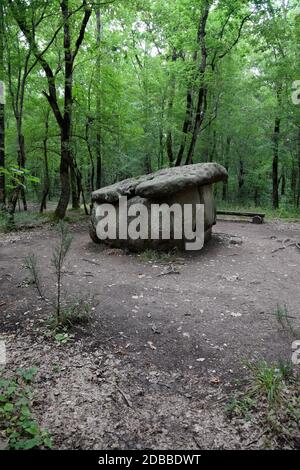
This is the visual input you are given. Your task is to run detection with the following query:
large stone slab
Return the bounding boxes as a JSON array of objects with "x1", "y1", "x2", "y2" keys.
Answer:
[
  {"x1": 92, "y1": 163, "x2": 227, "y2": 203},
  {"x1": 90, "y1": 163, "x2": 228, "y2": 251}
]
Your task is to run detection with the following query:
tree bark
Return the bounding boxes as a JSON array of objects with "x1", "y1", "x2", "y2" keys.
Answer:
[
  {"x1": 10, "y1": 0, "x2": 92, "y2": 219},
  {"x1": 70, "y1": 162, "x2": 80, "y2": 209},
  {"x1": 238, "y1": 157, "x2": 244, "y2": 198},
  {"x1": 166, "y1": 49, "x2": 178, "y2": 166},
  {"x1": 185, "y1": 2, "x2": 210, "y2": 165},
  {"x1": 297, "y1": 127, "x2": 300, "y2": 208},
  {"x1": 254, "y1": 188, "x2": 260, "y2": 207},
  {"x1": 280, "y1": 172, "x2": 286, "y2": 196},
  {"x1": 175, "y1": 89, "x2": 193, "y2": 166},
  {"x1": 209, "y1": 129, "x2": 217, "y2": 162},
  {"x1": 95, "y1": 5, "x2": 102, "y2": 189},
  {"x1": 272, "y1": 115, "x2": 280, "y2": 209},
  {"x1": 0, "y1": 2, "x2": 5, "y2": 210},
  {"x1": 272, "y1": 86, "x2": 282, "y2": 210},
  {"x1": 85, "y1": 117, "x2": 95, "y2": 193},
  {"x1": 40, "y1": 111, "x2": 50, "y2": 213},
  {"x1": 222, "y1": 136, "x2": 231, "y2": 201}
]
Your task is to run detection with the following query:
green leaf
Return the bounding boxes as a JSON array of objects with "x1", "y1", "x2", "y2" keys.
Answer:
[{"x1": 3, "y1": 403, "x2": 14, "y2": 412}]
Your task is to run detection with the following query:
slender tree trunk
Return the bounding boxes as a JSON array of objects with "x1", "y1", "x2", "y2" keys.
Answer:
[
  {"x1": 254, "y1": 188, "x2": 260, "y2": 207},
  {"x1": 175, "y1": 89, "x2": 193, "y2": 166},
  {"x1": 272, "y1": 115, "x2": 280, "y2": 209},
  {"x1": 10, "y1": 0, "x2": 92, "y2": 219},
  {"x1": 166, "y1": 133, "x2": 173, "y2": 165},
  {"x1": 185, "y1": 2, "x2": 210, "y2": 165},
  {"x1": 73, "y1": 160, "x2": 89, "y2": 214},
  {"x1": 70, "y1": 162, "x2": 80, "y2": 209},
  {"x1": 55, "y1": 0, "x2": 73, "y2": 219},
  {"x1": 85, "y1": 118, "x2": 95, "y2": 192},
  {"x1": 209, "y1": 129, "x2": 217, "y2": 162},
  {"x1": 272, "y1": 87, "x2": 282, "y2": 210},
  {"x1": 165, "y1": 49, "x2": 178, "y2": 166},
  {"x1": 16, "y1": 120, "x2": 27, "y2": 210},
  {"x1": 6, "y1": 43, "x2": 31, "y2": 213},
  {"x1": 55, "y1": 128, "x2": 72, "y2": 219},
  {"x1": 238, "y1": 157, "x2": 244, "y2": 199},
  {"x1": 0, "y1": 92, "x2": 4, "y2": 209},
  {"x1": 40, "y1": 110, "x2": 50, "y2": 213},
  {"x1": 0, "y1": 3, "x2": 6, "y2": 210},
  {"x1": 222, "y1": 136, "x2": 231, "y2": 201},
  {"x1": 297, "y1": 127, "x2": 300, "y2": 208},
  {"x1": 281, "y1": 172, "x2": 286, "y2": 196},
  {"x1": 291, "y1": 160, "x2": 297, "y2": 206},
  {"x1": 95, "y1": 5, "x2": 102, "y2": 189},
  {"x1": 158, "y1": 128, "x2": 164, "y2": 169}
]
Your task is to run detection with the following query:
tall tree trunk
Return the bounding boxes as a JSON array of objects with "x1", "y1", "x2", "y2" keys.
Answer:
[
  {"x1": 85, "y1": 117, "x2": 95, "y2": 193},
  {"x1": 281, "y1": 172, "x2": 286, "y2": 196},
  {"x1": 175, "y1": 89, "x2": 193, "y2": 166},
  {"x1": 166, "y1": 48, "x2": 177, "y2": 166},
  {"x1": 272, "y1": 115, "x2": 280, "y2": 209},
  {"x1": 40, "y1": 111, "x2": 50, "y2": 213},
  {"x1": 254, "y1": 188, "x2": 260, "y2": 207},
  {"x1": 209, "y1": 129, "x2": 217, "y2": 162},
  {"x1": 222, "y1": 136, "x2": 231, "y2": 201},
  {"x1": 0, "y1": 3, "x2": 6, "y2": 210},
  {"x1": 0, "y1": 89, "x2": 4, "y2": 209},
  {"x1": 166, "y1": 132, "x2": 173, "y2": 166},
  {"x1": 238, "y1": 157, "x2": 244, "y2": 199},
  {"x1": 185, "y1": 2, "x2": 210, "y2": 165},
  {"x1": 55, "y1": 0, "x2": 73, "y2": 219},
  {"x1": 56, "y1": 131, "x2": 72, "y2": 219},
  {"x1": 158, "y1": 127, "x2": 164, "y2": 169},
  {"x1": 95, "y1": 5, "x2": 102, "y2": 189},
  {"x1": 272, "y1": 87, "x2": 282, "y2": 210},
  {"x1": 70, "y1": 162, "x2": 80, "y2": 209},
  {"x1": 10, "y1": 0, "x2": 92, "y2": 219},
  {"x1": 291, "y1": 159, "x2": 297, "y2": 207},
  {"x1": 16, "y1": 120, "x2": 27, "y2": 210},
  {"x1": 297, "y1": 127, "x2": 300, "y2": 208}
]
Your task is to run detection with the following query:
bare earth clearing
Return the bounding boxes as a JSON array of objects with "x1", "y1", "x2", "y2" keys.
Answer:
[{"x1": 1, "y1": 218, "x2": 300, "y2": 449}]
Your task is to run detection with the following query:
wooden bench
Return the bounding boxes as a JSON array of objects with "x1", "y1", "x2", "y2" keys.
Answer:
[{"x1": 217, "y1": 210, "x2": 265, "y2": 224}]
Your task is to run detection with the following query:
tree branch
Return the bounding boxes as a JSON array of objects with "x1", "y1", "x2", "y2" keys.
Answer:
[
  {"x1": 72, "y1": 1, "x2": 93, "y2": 63},
  {"x1": 218, "y1": 14, "x2": 252, "y2": 60}
]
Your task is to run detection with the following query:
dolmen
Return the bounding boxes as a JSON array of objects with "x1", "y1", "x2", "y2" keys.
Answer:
[{"x1": 90, "y1": 162, "x2": 228, "y2": 251}]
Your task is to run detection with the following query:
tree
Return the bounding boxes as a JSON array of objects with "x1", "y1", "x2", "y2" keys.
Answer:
[
  {"x1": 0, "y1": 1, "x2": 5, "y2": 210},
  {"x1": 10, "y1": 0, "x2": 93, "y2": 219},
  {"x1": 2, "y1": 0, "x2": 299, "y2": 216}
]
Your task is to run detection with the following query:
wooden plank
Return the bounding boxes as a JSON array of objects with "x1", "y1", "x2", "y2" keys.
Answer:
[{"x1": 217, "y1": 210, "x2": 265, "y2": 218}]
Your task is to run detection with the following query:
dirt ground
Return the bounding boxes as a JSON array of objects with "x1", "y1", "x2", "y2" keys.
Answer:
[{"x1": 1, "y1": 217, "x2": 300, "y2": 449}]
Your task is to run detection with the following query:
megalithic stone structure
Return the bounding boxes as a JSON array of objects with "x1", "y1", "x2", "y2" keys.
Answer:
[{"x1": 90, "y1": 162, "x2": 228, "y2": 251}]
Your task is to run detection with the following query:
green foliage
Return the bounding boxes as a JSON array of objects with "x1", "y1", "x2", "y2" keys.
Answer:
[
  {"x1": 1, "y1": 0, "x2": 299, "y2": 215},
  {"x1": 23, "y1": 222, "x2": 93, "y2": 341},
  {"x1": 0, "y1": 167, "x2": 40, "y2": 191},
  {"x1": 226, "y1": 359, "x2": 300, "y2": 446},
  {"x1": 0, "y1": 368, "x2": 52, "y2": 450},
  {"x1": 245, "y1": 360, "x2": 285, "y2": 403},
  {"x1": 138, "y1": 248, "x2": 177, "y2": 263},
  {"x1": 225, "y1": 395, "x2": 256, "y2": 421},
  {"x1": 45, "y1": 299, "x2": 92, "y2": 336},
  {"x1": 51, "y1": 221, "x2": 73, "y2": 320},
  {"x1": 53, "y1": 332, "x2": 74, "y2": 344},
  {"x1": 275, "y1": 304, "x2": 295, "y2": 335},
  {"x1": 24, "y1": 253, "x2": 44, "y2": 298}
]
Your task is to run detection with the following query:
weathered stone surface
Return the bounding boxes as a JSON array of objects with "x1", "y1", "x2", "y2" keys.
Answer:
[
  {"x1": 92, "y1": 163, "x2": 227, "y2": 203},
  {"x1": 90, "y1": 163, "x2": 228, "y2": 251},
  {"x1": 135, "y1": 163, "x2": 227, "y2": 199}
]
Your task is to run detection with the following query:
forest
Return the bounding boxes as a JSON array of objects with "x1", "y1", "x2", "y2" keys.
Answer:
[{"x1": 0, "y1": 0, "x2": 300, "y2": 221}]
